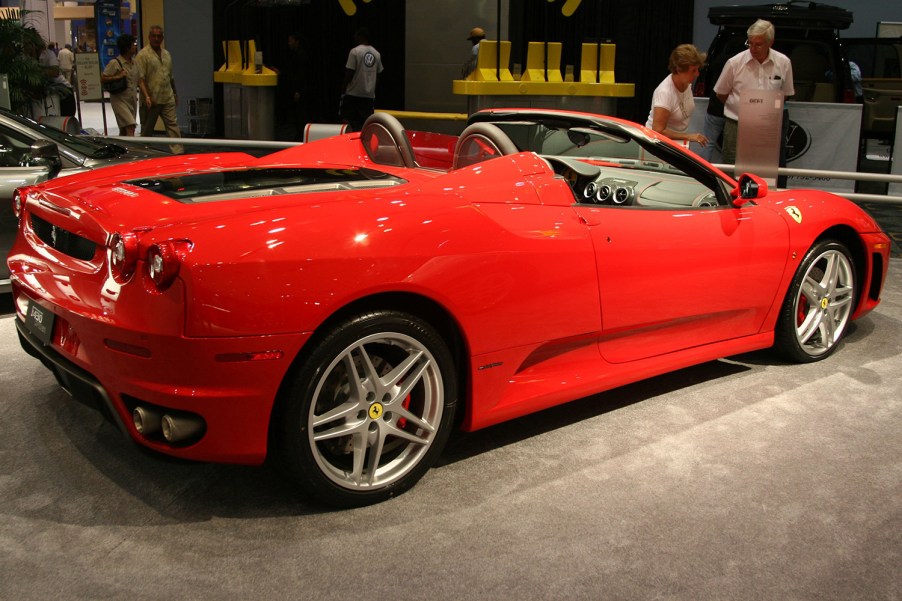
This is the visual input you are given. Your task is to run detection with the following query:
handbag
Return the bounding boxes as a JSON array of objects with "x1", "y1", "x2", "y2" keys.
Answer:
[{"x1": 103, "y1": 58, "x2": 128, "y2": 94}]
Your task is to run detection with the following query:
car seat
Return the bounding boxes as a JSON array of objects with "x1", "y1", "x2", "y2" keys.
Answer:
[
  {"x1": 360, "y1": 112, "x2": 417, "y2": 168},
  {"x1": 452, "y1": 122, "x2": 519, "y2": 169}
]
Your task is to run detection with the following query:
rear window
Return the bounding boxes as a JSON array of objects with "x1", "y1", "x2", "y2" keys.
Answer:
[
  {"x1": 780, "y1": 39, "x2": 842, "y2": 102},
  {"x1": 125, "y1": 167, "x2": 406, "y2": 203},
  {"x1": 845, "y1": 40, "x2": 902, "y2": 79}
]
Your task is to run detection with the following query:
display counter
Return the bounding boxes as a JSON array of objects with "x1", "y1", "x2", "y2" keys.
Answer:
[
  {"x1": 214, "y1": 39, "x2": 277, "y2": 140},
  {"x1": 452, "y1": 41, "x2": 634, "y2": 114}
]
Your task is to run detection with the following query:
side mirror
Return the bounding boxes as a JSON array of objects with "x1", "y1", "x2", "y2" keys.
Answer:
[
  {"x1": 732, "y1": 173, "x2": 768, "y2": 206},
  {"x1": 25, "y1": 139, "x2": 62, "y2": 178}
]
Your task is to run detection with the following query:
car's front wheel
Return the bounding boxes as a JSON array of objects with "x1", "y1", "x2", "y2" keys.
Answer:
[
  {"x1": 774, "y1": 240, "x2": 857, "y2": 362},
  {"x1": 273, "y1": 310, "x2": 457, "y2": 507}
]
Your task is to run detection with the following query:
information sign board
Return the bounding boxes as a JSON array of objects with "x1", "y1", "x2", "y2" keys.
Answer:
[
  {"x1": 736, "y1": 89, "x2": 783, "y2": 186},
  {"x1": 75, "y1": 53, "x2": 103, "y2": 102}
]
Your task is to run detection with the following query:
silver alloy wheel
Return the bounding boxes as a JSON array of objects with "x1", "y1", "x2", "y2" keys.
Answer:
[
  {"x1": 792, "y1": 248, "x2": 855, "y2": 357},
  {"x1": 307, "y1": 331, "x2": 444, "y2": 491}
]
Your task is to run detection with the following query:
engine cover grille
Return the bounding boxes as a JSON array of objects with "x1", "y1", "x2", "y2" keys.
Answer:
[{"x1": 31, "y1": 214, "x2": 97, "y2": 261}]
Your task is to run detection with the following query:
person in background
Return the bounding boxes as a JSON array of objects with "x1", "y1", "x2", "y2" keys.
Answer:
[
  {"x1": 713, "y1": 19, "x2": 794, "y2": 164},
  {"x1": 136, "y1": 25, "x2": 183, "y2": 153},
  {"x1": 461, "y1": 26, "x2": 485, "y2": 78},
  {"x1": 849, "y1": 60, "x2": 863, "y2": 101},
  {"x1": 101, "y1": 34, "x2": 138, "y2": 136},
  {"x1": 36, "y1": 40, "x2": 75, "y2": 116},
  {"x1": 698, "y1": 47, "x2": 729, "y2": 162},
  {"x1": 58, "y1": 43, "x2": 75, "y2": 86},
  {"x1": 645, "y1": 43, "x2": 708, "y2": 151},
  {"x1": 340, "y1": 27, "x2": 383, "y2": 132},
  {"x1": 37, "y1": 41, "x2": 60, "y2": 80},
  {"x1": 284, "y1": 32, "x2": 310, "y2": 140}
]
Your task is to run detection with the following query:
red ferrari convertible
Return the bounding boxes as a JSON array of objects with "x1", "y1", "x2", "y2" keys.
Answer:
[{"x1": 7, "y1": 109, "x2": 891, "y2": 507}]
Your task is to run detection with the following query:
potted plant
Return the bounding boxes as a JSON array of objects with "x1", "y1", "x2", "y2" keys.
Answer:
[{"x1": 0, "y1": 11, "x2": 71, "y2": 116}]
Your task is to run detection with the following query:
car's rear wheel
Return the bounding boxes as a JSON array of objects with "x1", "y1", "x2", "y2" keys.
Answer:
[
  {"x1": 774, "y1": 240, "x2": 856, "y2": 362},
  {"x1": 273, "y1": 310, "x2": 457, "y2": 507}
]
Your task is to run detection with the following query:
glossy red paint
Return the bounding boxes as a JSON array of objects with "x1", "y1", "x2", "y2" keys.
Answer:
[{"x1": 8, "y1": 109, "x2": 891, "y2": 473}]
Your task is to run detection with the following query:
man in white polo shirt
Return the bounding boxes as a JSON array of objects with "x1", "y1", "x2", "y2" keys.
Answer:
[{"x1": 714, "y1": 19, "x2": 794, "y2": 164}]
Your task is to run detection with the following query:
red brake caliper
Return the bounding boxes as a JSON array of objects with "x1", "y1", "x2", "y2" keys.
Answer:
[{"x1": 797, "y1": 295, "x2": 809, "y2": 326}]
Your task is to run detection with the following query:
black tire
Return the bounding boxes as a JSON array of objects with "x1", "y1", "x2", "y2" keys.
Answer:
[
  {"x1": 773, "y1": 240, "x2": 857, "y2": 363},
  {"x1": 273, "y1": 310, "x2": 457, "y2": 508}
]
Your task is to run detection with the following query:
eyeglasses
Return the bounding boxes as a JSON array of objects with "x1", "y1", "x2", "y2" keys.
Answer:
[{"x1": 745, "y1": 39, "x2": 768, "y2": 49}]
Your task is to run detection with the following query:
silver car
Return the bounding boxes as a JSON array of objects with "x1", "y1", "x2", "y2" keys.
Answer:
[{"x1": 1, "y1": 108, "x2": 167, "y2": 292}]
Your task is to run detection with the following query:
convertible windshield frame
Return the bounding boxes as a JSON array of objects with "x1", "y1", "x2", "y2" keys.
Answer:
[{"x1": 472, "y1": 109, "x2": 735, "y2": 204}]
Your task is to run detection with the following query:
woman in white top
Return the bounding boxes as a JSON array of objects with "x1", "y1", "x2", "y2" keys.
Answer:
[{"x1": 645, "y1": 44, "x2": 708, "y2": 148}]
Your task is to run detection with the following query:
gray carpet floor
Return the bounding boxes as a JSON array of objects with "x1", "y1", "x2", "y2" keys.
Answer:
[{"x1": 1, "y1": 260, "x2": 900, "y2": 600}]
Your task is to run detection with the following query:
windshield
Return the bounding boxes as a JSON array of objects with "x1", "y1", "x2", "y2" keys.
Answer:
[
  {"x1": 2, "y1": 109, "x2": 111, "y2": 158},
  {"x1": 492, "y1": 120, "x2": 684, "y2": 175},
  {"x1": 469, "y1": 111, "x2": 734, "y2": 207}
]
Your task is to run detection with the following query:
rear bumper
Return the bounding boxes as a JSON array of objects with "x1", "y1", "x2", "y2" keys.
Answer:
[
  {"x1": 17, "y1": 317, "x2": 131, "y2": 436},
  {"x1": 13, "y1": 286, "x2": 310, "y2": 465}
]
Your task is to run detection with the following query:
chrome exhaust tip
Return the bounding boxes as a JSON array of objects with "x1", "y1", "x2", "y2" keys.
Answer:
[
  {"x1": 161, "y1": 414, "x2": 205, "y2": 443},
  {"x1": 133, "y1": 406, "x2": 162, "y2": 435}
]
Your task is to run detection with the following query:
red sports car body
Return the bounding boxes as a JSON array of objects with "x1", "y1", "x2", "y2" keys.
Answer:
[{"x1": 8, "y1": 109, "x2": 891, "y2": 506}]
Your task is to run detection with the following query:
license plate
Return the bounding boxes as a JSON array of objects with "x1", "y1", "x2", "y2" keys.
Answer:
[{"x1": 25, "y1": 301, "x2": 55, "y2": 345}]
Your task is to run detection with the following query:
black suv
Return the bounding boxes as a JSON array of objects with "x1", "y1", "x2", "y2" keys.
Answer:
[{"x1": 695, "y1": 1, "x2": 857, "y2": 104}]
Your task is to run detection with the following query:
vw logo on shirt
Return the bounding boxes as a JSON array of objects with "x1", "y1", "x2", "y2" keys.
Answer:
[{"x1": 363, "y1": 52, "x2": 376, "y2": 68}]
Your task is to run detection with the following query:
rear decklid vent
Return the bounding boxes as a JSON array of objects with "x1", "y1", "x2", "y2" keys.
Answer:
[{"x1": 30, "y1": 213, "x2": 97, "y2": 260}]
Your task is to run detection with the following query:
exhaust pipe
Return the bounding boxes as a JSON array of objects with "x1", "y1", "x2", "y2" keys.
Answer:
[
  {"x1": 161, "y1": 413, "x2": 205, "y2": 443},
  {"x1": 133, "y1": 406, "x2": 162, "y2": 435}
]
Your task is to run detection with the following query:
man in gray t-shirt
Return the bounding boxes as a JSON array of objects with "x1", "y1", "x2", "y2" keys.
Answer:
[{"x1": 340, "y1": 28, "x2": 383, "y2": 132}]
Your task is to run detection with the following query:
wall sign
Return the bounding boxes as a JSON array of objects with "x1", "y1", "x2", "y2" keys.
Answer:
[{"x1": 95, "y1": 0, "x2": 122, "y2": 71}]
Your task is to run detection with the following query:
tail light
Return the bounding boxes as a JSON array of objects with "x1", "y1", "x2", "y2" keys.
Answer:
[
  {"x1": 108, "y1": 232, "x2": 193, "y2": 291},
  {"x1": 146, "y1": 240, "x2": 193, "y2": 291},
  {"x1": 108, "y1": 232, "x2": 139, "y2": 282}
]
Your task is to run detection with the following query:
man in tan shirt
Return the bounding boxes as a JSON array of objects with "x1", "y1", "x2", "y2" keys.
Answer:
[{"x1": 136, "y1": 25, "x2": 183, "y2": 153}]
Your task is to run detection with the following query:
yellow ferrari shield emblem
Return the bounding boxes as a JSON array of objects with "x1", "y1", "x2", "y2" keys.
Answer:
[
  {"x1": 368, "y1": 403, "x2": 384, "y2": 420},
  {"x1": 785, "y1": 206, "x2": 803, "y2": 224}
]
